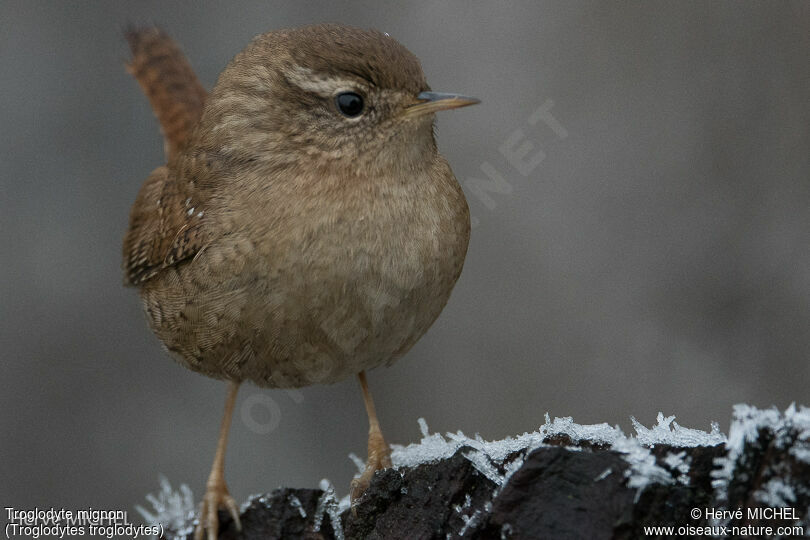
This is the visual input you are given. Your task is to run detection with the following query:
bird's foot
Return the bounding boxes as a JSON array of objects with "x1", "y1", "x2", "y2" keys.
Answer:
[
  {"x1": 350, "y1": 428, "x2": 392, "y2": 511},
  {"x1": 194, "y1": 477, "x2": 241, "y2": 540}
]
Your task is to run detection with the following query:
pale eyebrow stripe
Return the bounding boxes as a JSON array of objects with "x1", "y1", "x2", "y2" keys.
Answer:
[{"x1": 284, "y1": 65, "x2": 362, "y2": 96}]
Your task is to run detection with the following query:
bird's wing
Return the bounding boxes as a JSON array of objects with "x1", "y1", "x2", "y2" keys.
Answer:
[
  {"x1": 122, "y1": 166, "x2": 209, "y2": 286},
  {"x1": 123, "y1": 27, "x2": 211, "y2": 286}
]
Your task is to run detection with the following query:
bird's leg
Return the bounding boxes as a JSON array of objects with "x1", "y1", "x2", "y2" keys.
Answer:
[
  {"x1": 350, "y1": 371, "x2": 392, "y2": 507},
  {"x1": 195, "y1": 381, "x2": 242, "y2": 540}
]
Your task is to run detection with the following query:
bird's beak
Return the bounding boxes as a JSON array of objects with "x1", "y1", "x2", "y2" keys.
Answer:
[{"x1": 403, "y1": 91, "x2": 480, "y2": 118}]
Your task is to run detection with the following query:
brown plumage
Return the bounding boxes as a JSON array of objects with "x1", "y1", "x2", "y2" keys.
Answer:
[
  {"x1": 123, "y1": 28, "x2": 210, "y2": 285},
  {"x1": 122, "y1": 24, "x2": 478, "y2": 540},
  {"x1": 125, "y1": 27, "x2": 207, "y2": 160}
]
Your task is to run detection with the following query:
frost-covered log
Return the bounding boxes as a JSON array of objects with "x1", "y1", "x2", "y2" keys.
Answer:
[{"x1": 141, "y1": 404, "x2": 809, "y2": 539}]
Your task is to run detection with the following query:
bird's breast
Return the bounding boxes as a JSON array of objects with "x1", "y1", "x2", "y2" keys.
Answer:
[{"x1": 173, "y1": 164, "x2": 469, "y2": 387}]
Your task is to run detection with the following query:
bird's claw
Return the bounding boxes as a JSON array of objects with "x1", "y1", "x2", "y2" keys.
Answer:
[
  {"x1": 350, "y1": 430, "x2": 392, "y2": 513},
  {"x1": 194, "y1": 480, "x2": 241, "y2": 540}
]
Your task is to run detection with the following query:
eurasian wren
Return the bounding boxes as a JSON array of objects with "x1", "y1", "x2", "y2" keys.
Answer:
[{"x1": 123, "y1": 24, "x2": 478, "y2": 539}]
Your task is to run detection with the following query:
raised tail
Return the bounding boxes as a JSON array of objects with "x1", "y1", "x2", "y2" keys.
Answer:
[{"x1": 125, "y1": 27, "x2": 207, "y2": 160}]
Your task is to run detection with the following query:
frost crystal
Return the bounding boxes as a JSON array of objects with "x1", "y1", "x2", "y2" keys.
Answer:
[
  {"x1": 347, "y1": 452, "x2": 365, "y2": 476},
  {"x1": 663, "y1": 451, "x2": 692, "y2": 485},
  {"x1": 594, "y1": 467, "x2": 613, "y2": 481},
  {"x1": 418, "y1": 417, "x2": 430, "y2": 438},
  {"x1": 140, "y1": 406, "x2": 810, "y2": 537},
  {"x1": 613, "y1": 412, "x2": 730, "y2": 496},
  {"x1": 314, "y1": 479, "x2": 345, "y2": 540},
  {"x1": 542, "y1": 413, "x2": 623, "y2": 446},
  {"x1": 463, "y1": 449, "x2": 506, "y2": 486},
  {"x1": 790, "y1": 446, "x2": 810, "y2": 463},
  {"x1": 454, "y1": 494, "x2": 472, "y2": 513},
  {"x1": 390, "y1": 412, "x2": 727, "y2": 503},
  {"x1": 632, "y1": 412, "x2": 726, "y2": 447},
  {"x1": 501, "y1": 455, "x2": 525, "y2": 487},
  {"x1": 755, "y1": 478, "x2": 797, "y2": 507},
  {"x1": 241, "y1": 492, "x2": 271, "y2": 513},
  {"x1": 391, "y1": 416, "x2": 622, "y2": 471},
  {"x1": 239, "y1": 493, "x2": 270, "y2": 514},
  {"x1": 611, "y1": 436, "x2": 673, "y2": 496},
  {"x1": 710, "y1": 404, "x2": 810, "y2": 499},
  {"x1": 501, "y1": 523, "x2": 514, "y2": 538},
  {"x1": 337, "y1": 493, "x2": 351, "y2": 514},
  {"x1": 136, "y1": 476, "x2": 196, "y2": 538},
  {"x1": 459, "y1": 509, "x2": 482, "y2": 536},
  {"x1": 287, "y1": 493, "x2": 307, "y2": 518}
]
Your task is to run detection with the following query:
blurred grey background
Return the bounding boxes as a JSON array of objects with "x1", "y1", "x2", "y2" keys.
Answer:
[{"x1": 2, "y1": 0, "x2": 809, "y2": 521}]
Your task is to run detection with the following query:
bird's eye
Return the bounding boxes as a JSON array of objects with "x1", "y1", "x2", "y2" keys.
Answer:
[{"x1": 335, "y1": 92, "x2": 364, "y2": 117}]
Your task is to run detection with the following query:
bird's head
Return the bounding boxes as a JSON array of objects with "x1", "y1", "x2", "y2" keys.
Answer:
[{"x1": 194, "y1": 23, "x2": 478, "y2": 175}]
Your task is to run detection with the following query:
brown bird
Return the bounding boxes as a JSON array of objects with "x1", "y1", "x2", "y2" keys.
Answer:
[{"x1": 123, "y1": 24, "x2": 477, "y2": 539}]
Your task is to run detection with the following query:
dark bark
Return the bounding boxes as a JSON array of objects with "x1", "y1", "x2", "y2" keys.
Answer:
[{"x1": 163, "y1": 406, "x2": 809, "y2": 539}]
